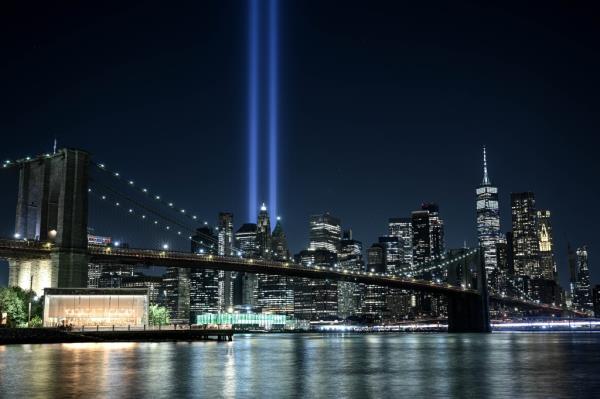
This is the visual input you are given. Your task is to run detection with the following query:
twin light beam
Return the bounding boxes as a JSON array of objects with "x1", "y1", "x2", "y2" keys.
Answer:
[{"x1": 248, "y1": 0, "x2": 279, "y2": 223}]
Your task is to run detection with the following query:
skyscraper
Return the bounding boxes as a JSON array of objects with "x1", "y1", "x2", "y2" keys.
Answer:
[
  {"x1": 235, "y1": 223, "x2": 259, "y2": 305},
  {"x1": 476, "y1": 146, "x2": 501, "y2": 284},
  {"x1": 309, "y1": 213, "x2": 342, "y2": 253},
  {"x1": 257, "y1": 218, "x2": 294, "y2": 314},
  {"x1": 573, "y1": 246, "x2": 593, "y2": 313},
  {"x1": 337, "y1": 230, "x2": 364, "y2": 318},
  {"x1": 536, "y1": 210, "x2": 557, "y2": 281},
  {"x1": 511, "y1": 192, "x2": 539, "y2": 279},
  {"x1": 257, "y1": 203, "x2": 272, "y2": 259},
  {"x1": 363, "y1": 243, "x2": 388, "y2": 319},
  {"x1": 189, "y1": 226, "x2": 219, "y2": 319},
  {"x1": 388, "y1": 218, "x2": 414, "y2": 276},
  {"x1": 294, "y1": 249, "x2": 338, "y2": 320},
  {"x1": 412, "y1": 203, "x2": 445, "y2": 273},
  {"x1": 217, "y1": 212, "x2": 235, "y2": 311},
  {"x1": 411, "y1": 210, "x2": 431, "y2": 266}
]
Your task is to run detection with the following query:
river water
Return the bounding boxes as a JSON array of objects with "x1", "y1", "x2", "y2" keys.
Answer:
[{"x1": 1, "y1": 333, "x2": 599, "y2": 398}]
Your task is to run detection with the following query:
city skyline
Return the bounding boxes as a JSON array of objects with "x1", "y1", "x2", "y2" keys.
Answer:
[{"x1": 1, "y1": 2, "x2": 599, "y2": 290}]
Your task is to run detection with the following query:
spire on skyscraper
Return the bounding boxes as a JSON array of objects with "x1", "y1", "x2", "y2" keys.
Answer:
[{"x1": 482, "y1": 145, "x2": 490, "y2": 186}]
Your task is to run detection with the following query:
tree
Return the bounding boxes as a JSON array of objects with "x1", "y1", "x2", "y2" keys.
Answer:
[
  {"x1": 0, "y1": 287, "x2": 27, "y2": 327},
  {"x1": 0, "y1": 287, "x2": 43, "y2": 327},
  {"x1": 148, "y1": 304, "x2": 170, "y2": 326}
]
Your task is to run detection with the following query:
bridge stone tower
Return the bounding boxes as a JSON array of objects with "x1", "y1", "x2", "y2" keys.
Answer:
[
  {"x1": 10, "y1": 148, "x2": 90, "y2": 291},
  {"x1": 446, "y1": 249, "x2": 491, "y2": 333}
]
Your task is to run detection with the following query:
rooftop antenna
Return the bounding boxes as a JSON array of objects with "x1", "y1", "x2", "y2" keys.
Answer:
[{"x1": 53, "y1": 138, "x2": 57, "y2": 155}]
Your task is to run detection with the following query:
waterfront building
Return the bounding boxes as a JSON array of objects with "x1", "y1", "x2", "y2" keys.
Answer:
[
  {"x1": 43, "y1": 288, "x2": 148, "y2": 327},
  {"x1": 476, "y1": 147, "x2": 501, "y2": 287},
  {"x1": 309, "y1": 213, "x2": 342, "y2": 253}
]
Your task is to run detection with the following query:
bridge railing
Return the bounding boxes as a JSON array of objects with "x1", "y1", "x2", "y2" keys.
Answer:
[{"x1": 0, "y1": 238, "x2": 52, "y2": 251}]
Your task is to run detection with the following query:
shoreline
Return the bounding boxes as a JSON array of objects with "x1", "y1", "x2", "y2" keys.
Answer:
[{"x1": 0, "y1": 328, "x2": 233, "y2": 345}]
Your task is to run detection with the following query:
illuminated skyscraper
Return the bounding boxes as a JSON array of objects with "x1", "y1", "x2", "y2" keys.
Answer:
[
  {"x1": 412, "y1": 204, "x2": 445, "y2": 273},
  {"x1": 217, "y1": 212, "x2": 235, "y2": 310},
  {"x1": 363, "y1": 243, "x2": 388, "y2": 320},
  {"x1": 257, "y1": 203, "x2": 272, "y2": 259},
  {"x1": 189, "y1": 227, "x2": 219, "y2": 319},
  {"x1": 388, "y1": 218, "x2": 413, "y2": 276},
  {"x1": 257, "y1": 218, "x2": 294, "y2": 314},
  {"x1": 337, "y1": 230, "x2": 364, "y2": 318},
  {"x1": 536, "y1": 210, "x2": 557, "y2": 281},
  {"x1": 309, "y1": 213, "x2": 342, "y2": 253},
  {"x1": 476, "y1": 147, "x2": 501, "y2": 283},
  {"x1": 235, "y1": 223, "x2": 258, "y2": 305},
  {"x1": 511, "y1": 192, "x2": 539, "y2": 278},
  {"x1": 293, "y1": 249, "x2": 338, "y2": 320},
  {"x1": 573, "y1": 246, "x2": 593, "y2": 313}
]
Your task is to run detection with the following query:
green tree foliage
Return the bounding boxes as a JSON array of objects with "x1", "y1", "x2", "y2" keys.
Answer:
[
  {"x1": 0, "y1": 287, "x2": 44, "y2": 327},
  {"x1": 148, "y1": 304, "x2": 170, "y2": 326},
  {"x1": 0, "y1": 287, "x2": 27, "y2": 327}
]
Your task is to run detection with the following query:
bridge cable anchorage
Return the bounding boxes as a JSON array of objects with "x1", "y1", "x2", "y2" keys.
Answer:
[
  {"x1": 89, "y1": 184, "x2": 242, "y2": 254},
  {"x1": 91, "y1": 161, "x2": 226, "y2": 233}
]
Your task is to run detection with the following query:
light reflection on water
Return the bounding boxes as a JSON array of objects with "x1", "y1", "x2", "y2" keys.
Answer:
[{"x1": 1, "y1": 333, "x2": 600, "y2": 398}]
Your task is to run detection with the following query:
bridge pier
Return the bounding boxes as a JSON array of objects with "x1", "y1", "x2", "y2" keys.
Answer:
[{"x1": 447, "y1": 292, "x2": 491, "y2": 333}]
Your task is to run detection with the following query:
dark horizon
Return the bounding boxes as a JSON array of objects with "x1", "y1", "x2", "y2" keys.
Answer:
[{"x1": 2, "y1": 1, "x2": 600, "y2": 288}]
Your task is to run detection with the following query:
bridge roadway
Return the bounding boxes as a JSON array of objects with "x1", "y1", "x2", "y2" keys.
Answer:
[
  {"x1": 0, "y1": 238, "x2": 584, "y2": 316},
  {"x1": 0, "y1": 238, "x2": 478, "y2": 297}
]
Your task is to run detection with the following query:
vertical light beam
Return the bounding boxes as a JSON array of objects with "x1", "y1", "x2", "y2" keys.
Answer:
[
  {"x1": 248, "y1": 0, "x2": 260, "y2": 221},
  {"x1": 268, "y1": 0, "x2": 278, "y2": 223}
]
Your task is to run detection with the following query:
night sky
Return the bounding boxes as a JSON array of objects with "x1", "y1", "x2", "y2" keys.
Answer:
[{"x1": 1, "y1": 1, "x2": 599, "y2": 288}]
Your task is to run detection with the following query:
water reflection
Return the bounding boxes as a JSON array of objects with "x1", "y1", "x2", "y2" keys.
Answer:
[{"x1": 1, "y1": 333, "x2": 600, "y2": 398}]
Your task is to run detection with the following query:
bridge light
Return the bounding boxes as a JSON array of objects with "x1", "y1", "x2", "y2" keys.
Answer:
[
  {"x1": 162, "y1": 244, "x2": 169, "y2": 250},
  {"x1": 142, "y1": 188, "x2": 148, "y2": 193},
  {"x1": 180, "y1": 209, "x2": 185, "y2": 213},
  {"x1": 101, "y1": 195, "x2": 106, "y2": 200},
  {"x1": 99, "y1": 163, "x2": 105, "y2": 168},
  {"x1": 168, "y1": 202, "x2": 173, "y2": 207},
  {"x1": 166, "y1": 226, "x2": 170, "y2": 230},
  {"x1": 129, "y1": 180, "x2": 134, "y2": 185},
  {"x1": 114, "y1": 241, "x2": 120, "y2": 247},
  {"x1": 115, "y1": 202, "x2": 120, "y2": 206},
  {"x1": 192, "y1": 216, "x2": 198, "y2": 220},
  {"x1": 114, "y1": 172, "x2": 119, "y2": 177},
  {"x1": 142, "y1": 215, "x2": 146, "y2": 219},
  {"x1": 155, "y1": 195, "x2": 161, "y2": 200},
  {"x1": 128, "y1": 209, "x2": 133, "y2": 213},
  {"x1": 48, "y1": 230, "x2": 57, "y2": 239},
  {"x1": 14, "y1": 233, "x2": 21, "y2": 239}
]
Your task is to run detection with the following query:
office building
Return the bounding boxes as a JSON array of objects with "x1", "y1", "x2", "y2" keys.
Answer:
[
  {"x1": 476, "y1": 147, "x2": 501, "y2": 286},
  {"x1": 511, "y1": 192, "x2": 539, "y2": 279},
  {"x1": 309, "y1": 213, "x2": 342, "y2": 253}
]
